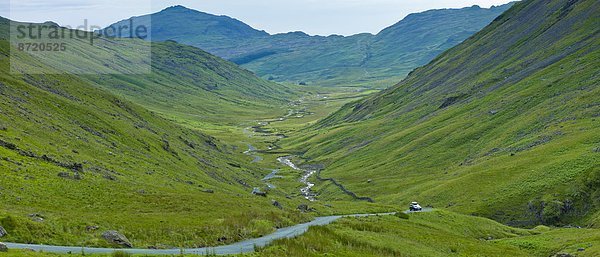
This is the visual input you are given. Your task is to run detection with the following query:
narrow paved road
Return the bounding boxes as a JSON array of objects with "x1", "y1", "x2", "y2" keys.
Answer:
[{"x1": 4, "y1": 210, "x2": 432, "y2": 255}]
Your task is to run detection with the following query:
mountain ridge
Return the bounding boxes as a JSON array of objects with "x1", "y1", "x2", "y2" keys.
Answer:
[
  {"x1": 153, "y1": 4, "x2": 512, "y2": 37},
  {"x1": 1, "y1": 17, "x2": 295, "y2": 126},
  {"x1": 104, "y1": 3, "x2": 514, "y2": 86}
]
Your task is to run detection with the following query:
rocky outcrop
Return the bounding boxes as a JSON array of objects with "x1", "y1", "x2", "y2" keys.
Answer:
[
  {"x1": 297, "y1": 204, "x2": 311, "y2": 213},
  {"x1": 201, "y1": 189, "x2": 215, "y2": 194},
  {"x1": 0, "y1": 226, "x2": 7, "y2": 237},
  {"x1": 102, "y1": 231, "x2": 133, "y2": 248},
  {"x1": 28, "y1": 213, "x2": 44, "y2": 222},
  {"x1": 0, "y1": 139, "x2": 84, "y2": 173},
  {"x1": 0, "y1": 242, "x2": 8, "y2": 252},
  {"x1": 252, "y1": 187, "x2": 267, "y2": 197},
  {"x1": 57, "y1": 172, "x2": 83, "y2": 180},
  {"x1": 272, "y1": 200, "x2": 283, "y2": 210}
]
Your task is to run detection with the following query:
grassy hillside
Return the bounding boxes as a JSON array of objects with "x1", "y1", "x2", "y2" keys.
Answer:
[
  {"x1": 254, "y1": 211, "x2": 600, "y2": 257},
  {"x1": 88, "y1": 41, "x2": 295, "y2": 127},
  {"x1": 363, "y1": 5, "x2": 514, "y2": 84},
  {"x1": 282, "y1": 0, "x2": 600, "y2": 226},
  {"x1": 0, "y1": 21, "x2": 312, "y2": 248},
  {"x1": 2, "y1": 17, "x2": 294, "y2": 128},
  {"x1": 104, "y1": 4, "x2": 512, "y2": 87}
]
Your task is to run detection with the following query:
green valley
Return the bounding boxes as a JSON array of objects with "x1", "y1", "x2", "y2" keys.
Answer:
[
  {"x1": 0, "y1": 17, "x2": 391, "y2": 251},
  {"x1": 282, "y1": 0, "x2": 600, "y2": 227},
  {"x1": 2, "y1": 18, "x2": 295, "y2": 127},
  {"x1": 0, "y1": 37, "x2": 306, "y2": 248},
  {"x1": 0, "y1": 0, "x2": 599, "y2": 256}
]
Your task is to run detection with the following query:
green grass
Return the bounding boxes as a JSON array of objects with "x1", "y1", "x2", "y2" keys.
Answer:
[
  {"x1": 6, "y1": 210, "x2": 600, "y2": 257},
  {"x1": 252, "y1": 210, "x2": 600, "y2": 257},
  {"x1": 1, "y1": 18, "x2": 296, "y2": 127},
  {"x1": 0, "y1": 0, "x2": 597, "y2": 255},
  {"x1": 5, "y1": 211, "x2": 599, "y2": 256},
  {"x1": 0, "y1": 20, "x2": 389, "y2": 249},
  {"x1": 0, "y1": 21, "x2": 313, "y2": 248},
  {"x1": 0, "y1": 251, "x2": 135, "y2": 257},
  {"x1": 280, "y1": 0, "x2": 600, "y2": 227}
]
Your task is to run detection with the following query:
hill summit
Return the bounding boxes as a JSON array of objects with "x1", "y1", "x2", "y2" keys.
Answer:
[{"x1": 104, "y1": 4, "x2": 514, "y2": 86}]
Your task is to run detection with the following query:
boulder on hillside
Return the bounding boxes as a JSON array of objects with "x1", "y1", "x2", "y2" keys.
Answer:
[
  {"x1": 201, "y1": 189, "x2": 215, "y2": 194},
  {"x1": 252, "y1": 187, "x2": 267, "y2": 197},
  {"x1": 0, "y1": 242, "x2": 8, "y2": 252},
  {"x1": 57, "y1": 172, "x2": 71, "y2": 179},
  {"x1": 102, "y1": 231, "x2": 133, "y2": 248},
  {"x1": 28, "y1": 213, "x2": 44, "y2": 222},
  {"x1": 0, "y1": 226, "x2": 7, "y2": 237},
  {"x1": 297, "y1": 204, "x2": 311, "y2": 213}
]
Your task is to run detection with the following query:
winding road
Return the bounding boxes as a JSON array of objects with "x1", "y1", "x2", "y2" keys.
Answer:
[
  {"x1": 1, "y1": 108, "x2": 437, "y2": 255},
  {"x1": 4, "y1": 210, "x2": 432, "y2": 255}
]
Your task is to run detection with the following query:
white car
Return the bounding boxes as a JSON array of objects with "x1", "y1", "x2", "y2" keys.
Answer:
[{"x1": 409, "y1": 202, "x2": 423, "y2": 211}]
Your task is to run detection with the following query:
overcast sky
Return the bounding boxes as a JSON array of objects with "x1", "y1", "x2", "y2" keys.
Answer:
[{"x1": 1, "y1": 0, "x2": 514, "y2": 36}]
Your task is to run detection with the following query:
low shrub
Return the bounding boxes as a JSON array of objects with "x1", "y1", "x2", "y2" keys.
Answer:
[{"x1": 0, "y1": 215, "x2": 17, "y2": 230}]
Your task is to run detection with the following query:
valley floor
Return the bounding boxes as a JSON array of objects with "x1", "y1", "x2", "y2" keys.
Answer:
[
  {"x1": 2, "y1": 0, "x2": 598, "y2": 254},
  {"x1": 3, "y1": 85, "x2": 599, "y2": 257},
  {"x1": 0, "y1": 85, "x2": 394, "y2": 252},
  {"x1": 6, "y1": 210, "x2": 600, "y2": 257}
]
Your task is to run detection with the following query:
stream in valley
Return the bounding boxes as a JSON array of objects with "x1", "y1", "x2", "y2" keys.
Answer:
[
  {"x1": 243, "y1": 107, "x2": 318, "y2": 201},
  {"x1": 277, "y1": 156, "x2": 317, "y2": 201}
]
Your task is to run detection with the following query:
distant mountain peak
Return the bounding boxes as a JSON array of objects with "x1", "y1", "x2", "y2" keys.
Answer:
[
  {"x1": 159, "y1": 5, "x2": 213, "y2": 16},
  {"x1": 102, "y1": 4, "x2": 269, "y2": 47},
  {"x1": 163, "y1": 5, "x2": 193, "y2": 11},
  {"x1": 281, "y1": 31, "x2": 309, "y2": 37},
  {"x1": 102, "y1": 2, "x2": 514, "y2": 85}
]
